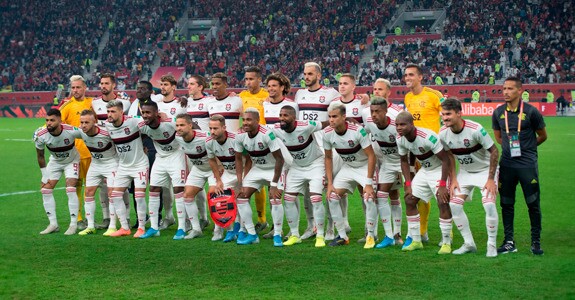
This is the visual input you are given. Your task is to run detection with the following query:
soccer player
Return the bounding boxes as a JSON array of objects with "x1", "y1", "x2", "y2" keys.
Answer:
[
  {"x1": 334, "y1": 74, "x2": 369, "y2": 124},
  {"x1": 186, "y1": 75, "x2": 213, "y2": 131},
  {"x1": 370, "y1": 78, "x2": 403, "y2": 120},
  {"x1": 263, "y1": 73, "x2": 299, "y2": 128},
  {"x1": 35, "y1": 109, "x2": 82, "y2": 235},
  {"x1": 76, "y1": 110, "x2": 120, "y2": 236},
  {"x1": 90, "y1": 73, "x2": 131, "y2": 229},
  {"x1": 234, "y1": 108, "x2": 286, "y2": 246},
  {"x1": 173, "y1": 113, "x2": 221, "y2": 240},
  {"x1": 60, "y1": 75, "x2": 93, "y2": 230},
  {"x1": 295, "y1": 62, "x2": 342, "y2": 240},
  {"x1": 239, "y1": 66, "x2": 270, "y2": 234},
  {"x1": 439, "y1": 98, "x2": 500, "y2": 257},
  {"x1": 275, "y1": 105, "x2": 328, "y2": 247},
  {"x1": 156, "y1": 74, "x2": 188, "y2": 230},
  {"x1": 208, "y1": 73, "x2": 243, "y2": 133},
  {"x1": 396, "y1": 111, "x2": 452, "y2": 254},
  {"x1": 364, "y1": 97, "x2": 403, "y2": 248},
  {"x1": 492, "y1": 77, "x2": 547, "y2": 255},
  {"x1": 324, "y1": 102, "x2": 377, "y2": 248},
  {"x1": 136, "y1": 100, "x2": 187, "y2": 239},
  {"x1": 104, "y1": 100, "x2": 149, "y2": 238},
  {"x1": 206, "y1": 114, "x2": 243, "y2": 242},
  {"x1": 403, "y1": 64, "x2": 444, "y2": 243}
]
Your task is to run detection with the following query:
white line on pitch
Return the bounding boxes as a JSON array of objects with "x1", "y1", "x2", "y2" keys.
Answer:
[
  {"x1": 4, "y1": 138, "x2": 32, "y2": 142},
  {"x1": 0, "y1": 187, "x2": 65, "y2": 197}
]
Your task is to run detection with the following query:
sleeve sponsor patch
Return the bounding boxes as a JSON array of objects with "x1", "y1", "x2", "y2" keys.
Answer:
[
  {"x1": 309, "y1": 120, "x2": 316, "y2": 126},
  {"x1": 359, "y1": 128, "x2": 367, "y2": 137},
  {"x1": 480, "y1": 128, "x2": 487, "y2": 136},
  {"x1": 268, "y1": 131, "x2": 276, "y2": 140},
  {"x1": 429, "y1": 135, "x2": 438, "y2": 144}
]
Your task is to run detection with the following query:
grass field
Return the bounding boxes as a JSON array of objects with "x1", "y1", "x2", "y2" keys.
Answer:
[{"x1": 0, "y1": 116, "x2": 574, "y2": 299}]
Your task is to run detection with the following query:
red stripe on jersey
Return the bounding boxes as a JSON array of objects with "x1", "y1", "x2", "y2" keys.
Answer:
[
  {"x1": 258, "y1": 126, "x2": 268, "y2": 134},
  {"x1": 212, "y1": 112, "x2": 240, "y2": 119},
  {"x1": 324, "y1": 127, "x2": 334, "y2": 133},
  {"x1": 112, "y1": 131, "x2": 141, "y2": 145},
  {"x1": 464, "y1": 120, "x2": 479, "y2": 129},
  {"x1": 415, "y1": 150, "x2": 434, "y2": 161},
  {"x1": 335, "y1": 144, "x2": 362, "y2": 155},
  {"x1": 376, "y1": 140, "x2": 397, "y2": 148},
  {"x1": 195, "y1": 131, "x2": 207, "y2": 137},
  {"x1": 226, "y1": 132, "x2": 235, "y2": 138},
  {"x1": 37, "y1": 129, "x2": 48, "y2": 136},
  {"x1": 451, "y1": 144, "x2": 483, "y2": 155},
  {"x1": 62, "y1": 124, "x2": 75, "y2": 130},
  {"x1": 440, "y1": 126, "x2": 449, "y2": 132},
  {"x1": 273, "y1": 123, "x2": 282, "y2": 129},
  {"x1": 188, "y1": 111, "x2": 210, "y2": 118},
  {"x1": 87, "y1": 142, "x2": 113, "y2": 153},
  {"x1": 186, "y1": 151, "x2": 207, "y2": 159},
  {"x1": 217, "y1": 155, "x2": 235, "y2": 163},
  {"x1": 47, "y1": 143, "x2": 75, "y2": 152},
  {"x1": 205, "y1": 136, "x2": 213, "y2": 142},
  {"x1": 247, "y1": 148, "x2": 271, "y2": 157},
  {"x1": 286, "y1": 135, "x2": 314, "y2": 152},
  {"x1": 415, "y1": 129, "x2": 427, "y2": 138},
  {"x1": 97, "y1": 114, "x2": 107, "y2": 120},
  {"x1": 265, "y1": 117, "x2": 280, "y2": 124},
  {"x1": 154, "y1": 131, "x2": 176, "y2": 145},
  {"x1": 298, "y1": 103, "x2": 328, "y2": 111}
]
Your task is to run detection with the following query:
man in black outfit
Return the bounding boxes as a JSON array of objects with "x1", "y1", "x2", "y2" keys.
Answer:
[{"x1": 492, "y1": 77, "x2": 547, "y2": 255}]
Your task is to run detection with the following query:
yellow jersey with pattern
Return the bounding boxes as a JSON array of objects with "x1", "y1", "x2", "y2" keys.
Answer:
[
  {"x1": 404, "y1": 87, "x2": 443, "y2": 133},
  {"x1": 60, "y1": 96, "x2": 94, "y2": 159},
  {"x1": 239, "y1": 88, "x2": 269, "y2": 124}
]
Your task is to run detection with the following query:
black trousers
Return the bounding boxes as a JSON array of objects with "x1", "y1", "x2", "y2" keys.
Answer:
[{"x1": 498, "y1": 166, "x2": 542, "y2": 243}]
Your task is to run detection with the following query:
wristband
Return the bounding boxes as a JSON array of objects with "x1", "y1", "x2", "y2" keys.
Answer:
[
  {"x1": 409, "y1": 166, "x2": 416, "y2": 173},
  {"x1": 365, "y1": 178, "x2": 373, "y2": 186},
  {"x1": 270, "y1": 182, "x2": 278, "y2": 187},
  {"x1": 439, "y1": 180, "x2": 447, "y2": 187},
  {"x1": 404, "y1": 181, "x2": 412, "y2": 187}
]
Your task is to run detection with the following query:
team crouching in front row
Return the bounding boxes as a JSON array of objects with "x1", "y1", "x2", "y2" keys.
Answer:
[{"x1": 35, "y1": 97, "x2": 501, "y2": 256}]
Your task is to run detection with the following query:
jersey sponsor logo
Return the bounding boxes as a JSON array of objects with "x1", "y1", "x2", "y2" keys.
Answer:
[
  {"x1": 348, "y1": 140, "x2": 355, "y2": 147},
  {"x1": 170, "y1": 108, "x2": 176, "y2": 115},
  {"x1": 419, "y1": 147, "x2": 426, "y2": 153},
  {"x1": 258, "y1": 142, "x2": 265, "y2": 150},
  {"x1": 225, "y1": 104, "x2": 231, "y2": 111},
  {"x1": 124, "y1": 128, "x2": 131, "y2": 135},
  {"x1": 352, "y1": 108, "x2": 358, "y2": 115},
  {"x1": 298, "y1": 135, "x2": 305, "y2": 143},
  {"x1": 463, "y1": 139, "x2": 470, "y2": 147},
  {"x1": 319, "y1": 96, "x2": 325, "y2": 103}
]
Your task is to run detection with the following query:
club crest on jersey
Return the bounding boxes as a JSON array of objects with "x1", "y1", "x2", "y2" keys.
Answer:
[
  {"x1": 98, "y1": 141, "x2": 104, "y2": 148},
  {"x1": 170, "y1": 108, "x2": 176, "y2": 115},
  {"x1": 463, "y1": 139, "x2": 470, "y2": 147},
  {"x1": 196, "y1": 146, "x2": 203, "y2": 153},
  {"x1": 163, "y1": 131, "x2": 170, "y2": 138},
  {"x1": 348, "y1": 140, "x2": 355, "y2": 147},
  {"x1": 124, "y1": 128, "x2": 131, "y2": 135},
  {"x1": 228, "y1": 148, "x2": 235, "y2": 155},
  {"x1": 319, "y1": 96, "x2": 325, "y2": 103},
  {"x1": 64, "y1": 138, "x2": 70, "y2": 145},
  {"x1": 298, "y1": 136, "x2": 305, "y2": 143},
  {"x1": 389, "y1": 135, "x2": 396, "y2": 142},
  {"x1": 258, "y1": 142, "x2": 264, "y2": 150},
  {"x1": 419, "y1": 147, "x2": 426, "y2": 153},
  {"x1": 198, "y1": 103, "x2": 204, "y2": 110},
  {"x1": 352, "y1": 108, "x2": 358, "y2": 115},
  {"x1": 225, "y1": 104, "x2": 231, "y2": 111}
]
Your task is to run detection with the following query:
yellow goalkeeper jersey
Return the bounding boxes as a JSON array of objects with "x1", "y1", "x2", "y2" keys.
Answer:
[
  {"x1": 60, "y1": 96, "x2": 93, "y2": 159},
  {"x1": 239, "y1": 88, "x2": 269, "y2": 124},
  {"x1": 404, "y1": 87, "x2": 443, "y2": 133}
]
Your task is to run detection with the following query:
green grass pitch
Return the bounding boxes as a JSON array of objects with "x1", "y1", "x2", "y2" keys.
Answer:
[{"x1": 0, "y1": 117, "x2": 574, "y2": 299}]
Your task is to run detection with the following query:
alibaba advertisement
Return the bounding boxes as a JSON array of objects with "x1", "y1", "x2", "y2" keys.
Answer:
[{"x1": 461, "y1": 103, "x2": 557, "y2": 116}]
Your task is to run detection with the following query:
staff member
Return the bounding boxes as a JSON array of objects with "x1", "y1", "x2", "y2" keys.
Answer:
[{"x1": 492, "y1": 77, "x2": 547, "y2": 255}]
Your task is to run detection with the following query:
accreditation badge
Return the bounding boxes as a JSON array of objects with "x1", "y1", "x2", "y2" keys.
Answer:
[{"x1": 509, "y1": 133, "x2": 521, "y2": 157}]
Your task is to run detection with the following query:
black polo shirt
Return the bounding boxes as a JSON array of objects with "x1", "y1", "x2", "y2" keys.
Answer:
[{"x1": 492, "y1": 102, "x2": 545, "y2": 168}]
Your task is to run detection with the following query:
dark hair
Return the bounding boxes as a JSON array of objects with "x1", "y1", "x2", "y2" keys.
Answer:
[
  {"x1": 47, "y1": 109, "x2": 61, "y2": 117},
  {"x1": 100, "y1": 73, "x2": 116, "y2": 84},
  {"x1": 80, "y1": 109, "x2": 97, "y2": 118},
  {"x1": 280, "y1": 105, "x2": 297, "y2": 116},
  {"x1": 245, "y1": 66, "x2": 262, "y2": 77},
  {"x1": 405, "y1": 63, "x2": 423, "y2": 75},
  {"x1": 212, "y1": 72, "x2": 228, "y2": 83},
  {"x1": 176, "y1": 113, "x2": 193, "y2": 124},
  {"x1": 440, "y1": 97, "x2": 462, "y2": 113},
  {"x1": 138, "y1": 81, "x2": 153, "y2": 91},
  {"x1": 190, "y1": 75, "x2": 207, "y2": 92},
  {"x1": 160, "y1": 74, "x2": 177, "y2": 86},
  {"x1": 265, "y1": 73, "x2": 291, "y2": 96},
  {"x1": 504, "y1": 76, "x2": 523, "y2": 88},
  {"x1": 140, "y1": 99, "x2": 158, "y2": 110}
]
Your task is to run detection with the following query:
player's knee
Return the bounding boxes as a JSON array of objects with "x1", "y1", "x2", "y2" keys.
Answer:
[{"x1": 66, "y1": 187, "x2": 77, "y2": 194}]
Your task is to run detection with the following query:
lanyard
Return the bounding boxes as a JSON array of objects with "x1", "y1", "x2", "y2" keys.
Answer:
[{"x1": 504, "y1": 101, "x2": 523, "y2": 136}]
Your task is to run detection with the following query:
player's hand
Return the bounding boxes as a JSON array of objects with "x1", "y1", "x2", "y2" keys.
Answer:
[
  {"x1": 482, "y1": 179, "x2": 498, "y2": 199},
  {"x1": 214, "y1": 179, "x2": 224, "y2": 195},
  {"x1": 269, "y1": 186, "x2": 282, "y2": 199},
  {"x1": 450, "y1": 179, "x2": 461, "y2": 196},
  {"x1": 40, "y1": 167, "x2": 49, "y2": 184},
  {"x1": 404, "y1": 186, "x2": 412, "y2": 200},
  {"x1": 437, "y1": 186, "x2": 449, "y2": 204},
  {"x1": 178, "y1": 96, "x2": 188, "y2": 108},
  {"x1": 363, "y1": 184, "x2": 375, "y2": 200},
  {"x1": 326, "y1": 184, "x2": 335, "y2": 201}
]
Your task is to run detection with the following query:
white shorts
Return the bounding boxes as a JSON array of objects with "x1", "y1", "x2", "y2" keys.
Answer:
[
  {"x1": 115, "y1": 165, "x2": 148, "y2": 189},
  {"x1": 242, "y1": 167, "x2": 286, "y2": 191},
  {"x1": 331, "y1": 151, "x2": 344, "y2": 176},
  {"x1": 377, "y1": 162, "x2": 402, "y2": 190},
  {"x1": 185, "y1": 166, "x2": 212, "y2": 188},
  {"x1": 333, "y1": 164, "x2": 372, "y2": 193},
  {"x1": 46, "y1": 158, "x2": 80, "y2": 181},
  {"x1": 285, "y1": 159, "x2": 325, "y2": 194},
  {"x1": 208, "y1": 170, "x2": 238, "y2": 190},
  {"x1": 149, "y1": 152, "x2": 187, "y2": 187},
  {"x1": 85, "y1": 161, "x2": 117, "y2": 187},
  {"x1": 456, "y1": 168, "x2": 499, "y2": 200},
  {"x1": 411, "y1": 167, "x2": 442, "y2": 202}
]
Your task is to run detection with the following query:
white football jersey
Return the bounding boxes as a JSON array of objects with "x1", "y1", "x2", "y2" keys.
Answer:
[
  {"x1": 323, "y1": 122, "x2": 372, "y2": 168},
  {"x1": 263, "y1": 98, "x2": 298, "y2": 130},
  {"x1": 158, "y1": 98, "x2": 187, "y2": 119},
  {"x1": 439, "y1": 119, "x2": 494, "y2": 173},
  {"x1": 34, "y1": 124, "x2": 81, "y2": 163},
  {"x1": 364, "y1": 116, "x2": 400, "y2": 166},
  {"x1": 208, "y1": 95, "x2": 243, "y2": 133},
  {"x1": 397, "y1": 127, "x2": 443, "y2": 170},
  {"x1": 105, "y1": 116, "x2": 148, "y2": 168},
  {"x1": 235, "y1": 126, "x2": 282, "y2": 170},
  {"x1": 186, "y1": 95, "x2": 214, "y2": 131},
  {"x1": 79, "y1": 126, "x2": 118, "y2": 164},
  {"x1": 273, "y1": 120, "x2": 323, "y2": 167},
  {"x1": 92, "y1": 93, "x2": 131, "y2": 125},
  {"x1": 295, "y1": 86, "x2": 341, "y2": 122},
  {"x1": 206, "y1": 131, "x2": 237, "y2": 174},
  {"x1": 140, "y1": 120, "x2": 182, "y2": 158},
  {"x1": 175, "y1": 131, "x2": 211, "y2": 172},
  {"x1": 332, "y1": 94, "x2": 369, "y2": 124},
  {"x1": 361, "y1": 102, "x2": 404, "y2": 124}
]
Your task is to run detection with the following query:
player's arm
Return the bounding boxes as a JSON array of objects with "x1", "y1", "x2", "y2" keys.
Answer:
[
  {"x1": 36, "y1": 148, "x2": 49, "y2": 184},
  {"x1": 400, "y1": 154, "x2": 412, "y2": 198},
  {"x1": 493, "y1": 129, "x2": 502, "y2": 145},
  {"x1": 324, "y1": 148, "x2": 335, "y2": 196},
  {"x1": 363, "y1": 145, "x2": 376, "y2": 199},
  {"x1": 491, "y1": 112, "x2": 502, "y2": 144},
  {"x1": 435, "y1": 149, "x2": 451, "y2": 203},
  {"x1": 208, "y1": 157, "x2": 224, "y2": 194},
  {"x1": 536, "y1": 128, "x2": 547, "y2": 146},
  {"x1": 483, "y1": 145, "x2": 499, "y2": 197},
  {"x1": 270, "y1": 149, "x2": 284, "y2": 199},
  {"x1": 446, "y1": 150, "x2": 459, "y2": 195},
  {"x1": 234, "y1": 152, "x2": 244, "y2": 188}
]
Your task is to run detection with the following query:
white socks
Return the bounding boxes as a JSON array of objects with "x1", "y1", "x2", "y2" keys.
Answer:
[
  {"x1": 237, "y1": 198, "x2": 255, "y2": 235},
  {"x1": 184, "y1": 197, "x2": 201, "y2": 231},
  {"x1": 284, "y1": 194, "x2": 300, "y2": 237},
  {"x1": 149, "y1": 191, "x2": 161, "y2": 230},
  {"x1": 41, "y1": 188, "x2": 57, "y2": 226},
  {"x1": 311, "y1": 195, "x2": 325, "y2": 237},
  {"x1": 66, "y1": 187, "x2": 79, "y2": 226}
]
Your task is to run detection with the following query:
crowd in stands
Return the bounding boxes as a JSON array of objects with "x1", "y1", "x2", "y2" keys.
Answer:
[
  {"x1": 359, "y1": 1, "x2": 575, "y2": 86},
  {"x1": 160, "y1": 0, "x2": 396, "y2": 87}
]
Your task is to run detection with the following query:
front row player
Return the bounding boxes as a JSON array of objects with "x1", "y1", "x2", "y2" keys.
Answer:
[
  {"x1": 439, "y1": 98, "x2": 499, "y2": 257},
  {"x1": 104, "y1": 100, "x2": 149, "y2": 237},
  {"x1": 35, "y1": 109, "x2": 82, "y2": 235},
  {"x1": 324, "y1": 102, "x2": 377, "y2": 248},
  {"x1": 396, "y1": 111, "x2": 453, "y2": 254},
  {"x1": 234, "y1": 108, "x2": 286, "y2": 246}
]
